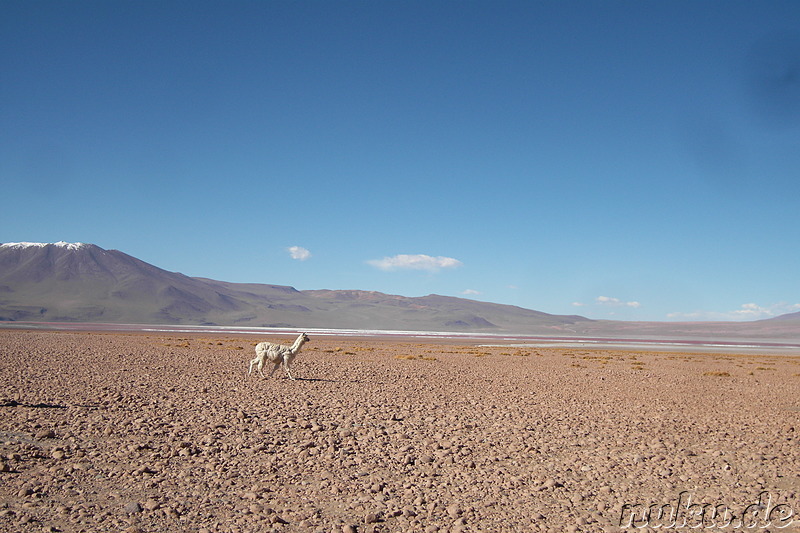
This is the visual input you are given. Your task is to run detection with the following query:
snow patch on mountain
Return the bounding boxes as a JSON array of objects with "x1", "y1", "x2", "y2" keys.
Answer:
[{"x1": 1, "y1": 241, "x2": 87, "y2": 251}]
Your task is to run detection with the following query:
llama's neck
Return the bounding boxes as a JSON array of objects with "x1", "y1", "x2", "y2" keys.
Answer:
[{"x1": 290, "y1": 335, "x2": 306, "y2": 353}]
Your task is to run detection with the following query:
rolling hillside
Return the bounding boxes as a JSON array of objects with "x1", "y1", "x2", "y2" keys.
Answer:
[
  {"x1": 0, "y1": 242, "x2": 590, "y2": 333},
  {"x1": 2, "y1": 242, "x2": 798, "y2": 342}
]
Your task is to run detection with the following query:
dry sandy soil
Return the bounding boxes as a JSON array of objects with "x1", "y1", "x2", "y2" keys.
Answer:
[{"x1": 0, "y1": 329, "x2": 799, "y2": 533}]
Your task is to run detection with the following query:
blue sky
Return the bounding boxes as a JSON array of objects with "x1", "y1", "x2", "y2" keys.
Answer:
[{"x1": 2, "y1": 0, "x2": 799, "y2": 322}]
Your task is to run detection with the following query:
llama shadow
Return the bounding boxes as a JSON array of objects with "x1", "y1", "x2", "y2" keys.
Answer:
[
  {"x1": 1, "y1": 399, "x2": 68, "y2": 409},
  {"x1": 290, "y1": 376, "x2": 365, "y2": 384}
]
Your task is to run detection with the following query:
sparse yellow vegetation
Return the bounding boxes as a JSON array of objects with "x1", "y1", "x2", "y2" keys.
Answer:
[
  {"x1": 703, "y1": 371, "x2": 731, "y2": 377},
  {"x1": 395, "y1": 354, "x2": 437, "y2": 361}
]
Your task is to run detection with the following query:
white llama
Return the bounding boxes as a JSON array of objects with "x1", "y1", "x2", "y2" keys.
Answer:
[{"x1": 248, "y1": 332, "x2": 310, "y2": 380}]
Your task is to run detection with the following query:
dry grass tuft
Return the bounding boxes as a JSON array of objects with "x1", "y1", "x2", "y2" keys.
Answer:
[
  {"x1": 703, "y1": 371, "x2": 731, "y2": 377},
  {"x1": 395, "y1": 354, "x2": 437, "y2": 361}
]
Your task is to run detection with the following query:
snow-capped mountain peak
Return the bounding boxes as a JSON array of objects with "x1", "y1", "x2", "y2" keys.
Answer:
[{"x1": 1, "y1": 241, "x2": 88, "y2": 251}]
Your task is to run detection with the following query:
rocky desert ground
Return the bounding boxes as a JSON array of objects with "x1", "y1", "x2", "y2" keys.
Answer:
[{"x1": 0, "y1": 329, "x2": 799, "y2": 533}]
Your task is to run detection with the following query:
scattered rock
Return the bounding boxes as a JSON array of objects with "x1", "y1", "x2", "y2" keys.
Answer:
[
  {"x1": 124, "y1": 502, "x2": 142, "y2": 514},
  {"x1": 447, "y1": 504, "x2": 462, "y2": 518}
]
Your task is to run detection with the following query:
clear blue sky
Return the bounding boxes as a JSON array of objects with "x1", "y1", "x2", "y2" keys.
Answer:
[{"x1": 2, "y1": 0, "x2": 799, "y2": 322}]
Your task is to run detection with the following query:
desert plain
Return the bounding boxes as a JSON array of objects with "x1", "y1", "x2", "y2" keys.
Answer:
[{"x1": 0, "y1": 328, "x2": 799, "y2": 533}]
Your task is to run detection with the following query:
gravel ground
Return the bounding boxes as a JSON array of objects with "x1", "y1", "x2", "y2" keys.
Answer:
[{"x1": 1, "y1": 329, "x2": 799, "y2": 533}]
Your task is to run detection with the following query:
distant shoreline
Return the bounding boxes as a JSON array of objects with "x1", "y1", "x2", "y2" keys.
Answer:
[{"x1": 2, "y1": 321, "x2": 799, "y2": 355}]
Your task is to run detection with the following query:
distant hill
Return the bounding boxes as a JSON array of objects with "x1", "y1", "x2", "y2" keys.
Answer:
[
  {"x1": 2, "y1": 242, "x2": 798, "y2": 341},
  {"x1": 760, "y1": 310, "x2": 800, "y2": 322},
  {"x1": 0, "y1": 242, "x2": 591, "y2": 333}
]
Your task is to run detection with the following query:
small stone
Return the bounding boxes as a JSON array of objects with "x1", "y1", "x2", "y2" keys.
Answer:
[
  {"x1": 0, "y1": 461, "x2": 10, "y2": 472},
  {"x1": 124, "y1": 502, "x2": 142, "y2": 514},
  {"x1": 143, "y1": 499, "x2": 160, "y2": 511},
  {"x1": 365, "y1": 511, "x2": 380, "y2": 523},
  {"x1": 447, "y1": 504, "x2": 462, "y2": 518},
  {"x1": 35, "y1": 429, "x2": 55, "y2": 439}
]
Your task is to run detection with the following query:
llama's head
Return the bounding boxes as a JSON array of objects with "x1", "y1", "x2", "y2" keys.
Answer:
[{"x1": 300, "y1": 332, "x2": 310, "y2": 343}]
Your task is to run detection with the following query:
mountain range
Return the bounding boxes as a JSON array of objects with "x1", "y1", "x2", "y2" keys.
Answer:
[{"x1": 1, "y1": 242, "x2": 798, "y2": 341}]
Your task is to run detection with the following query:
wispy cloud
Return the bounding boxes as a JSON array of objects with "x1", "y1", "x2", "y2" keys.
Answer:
[
  {"x1": 667, "y1": 302, "x2": 800, "y2": 321},
  {"x1": 462, "y1": 289, "x2": 481, "y2": 296},
  {"x1": 596, "y1": 296, "x2": 641, "y2": 308},
  {"x1": 572, "y1": 296, "x2": 641, "y2": 310},
  {"x1": 287, "y1": 246, "x2": 311, "y2": 261},
  {"x1": 367, "y1": 254, "x2": 463, "y2": 272}
]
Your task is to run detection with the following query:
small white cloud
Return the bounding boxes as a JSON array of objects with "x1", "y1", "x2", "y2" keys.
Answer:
[
  {"x1": 462, "y1": 289, "x2": 481, "y2": 296},
  {"x1": 596, "y1": 296, "x2": 640, "y2": 308},
  {"x1": 288, "y1": 246, "x2": 311, "y2": 261},
  {"x1": 732, "y1": 302, "x2": 766, "y2": 317},
  {"x1": 367, "y1": 254, "x2": 463, "y2": 272},
  {"x1": 572, "y1": 302, "x2": 587, "y2": 307}
]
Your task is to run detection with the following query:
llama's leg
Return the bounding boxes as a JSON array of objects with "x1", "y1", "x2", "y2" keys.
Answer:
[
  {"x1": 248, "y1": 357, "x2": 258, "y2": 376},
  {"x1": 250, "y1": 353, "x2": 267, "y2": 378},
  {"x1": 283, "y1": 357, "x2": 296, "y2": 381}
]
